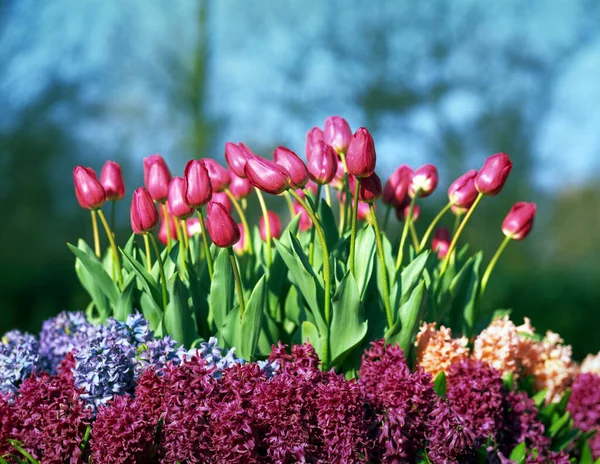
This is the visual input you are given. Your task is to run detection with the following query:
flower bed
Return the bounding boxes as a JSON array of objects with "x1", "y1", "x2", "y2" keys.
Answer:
[{"x1": 2, "y1": 116, "x2": 599, "y2": 463}]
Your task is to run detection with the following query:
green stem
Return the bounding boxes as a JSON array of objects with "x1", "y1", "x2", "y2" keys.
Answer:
[
  {"x1": 91, "y1": 210, "x2": 101, "y2": 258},
  {"x1": 370, "y1": 204, "x2": 393, "y2": 328},
  {"x1": 325, "y1": 184, "x2": 332, "y2": 206},
  {"x1": 418, "y1": 202, "x2": 453, "y2": 252},
  {"x1": 149, "y1": 233, "x2": 168, "y2": 310},
  {"x1": 173, "y1": 217, "x2": 187, "y2": 276},
  {"x1": 349, "y1": 179, "x2": 361, "y2": 276},
  {"x1": 197, "y1": 209, "x2": 214, "y2": 279},
  {"x1": 161, "y1": 203, "x2": 172, "y2": 252},
  {"x1": 143, "y1": 234, "x2": 152, "y2": 273},
  {"x1": 383, "y1": 205, "x2": 392, "y2": 231},
  {"x1": 254, "y1": 187, "x2": 272, "y2": 266},
  {"x1": 453, "y1": 212, "x2": 462, "y2": 235},
  {"x1": 410, "y1": 222, "x2": 419, "y2": 251},
  {"x1": 228, "y1": 247, "x2": 246, "y2": 317},
  {"x1": 395, "y1": 194, "x2": 418, "y2": 272},
  {"x1": 481, "y1": 235, "x2": 511, "y2": 294},
  {"x1": 110, "y1": 200, "x2": 116, "y2": 237},
  {"x1": 309, "y1": 184, "x2": 322, "y2": 266},
  {"x1": 225, "y1": 188, "x2": 253, "y2": 255},
  {"x1": 96, "y1": 209, "x2": 124, "y2": 288},
  {"x1": 283, "y1": 191, "x2": 296, "y2": 222},
  {"x1": 338, "y1": 194, "x2": 346, "y2": 235},
  {"x1": 180, "y1": 219, "x2": 189, "y2": 252},
  {"x1": 440, "y1": 192, "x2": 484, "y2": 276}
]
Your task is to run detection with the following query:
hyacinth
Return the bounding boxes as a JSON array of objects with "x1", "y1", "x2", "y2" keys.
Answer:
[
  {"x1": 0, "y1": 393, "x2": 14, "y2": 456},
  {"x1": 414, "y1": 322, "x2": 469, "y2": 378},
  {"x1": 135, "y1": 335, "x2": 184, "y2": 376},
  {"x1": 108, "y1": 311, "x2": 154, "y2": 346},
  {"x1": 0, "y1": 329, "x2": 40, "y2": 395},
  {"x1": 581, "y1": 351, "x2": 600, "y2": 375},
  {"x1": 567, "y1": 373, "x2": 600, "y2": 459},
  {"x1": 472, "y1": 315, "x2": 535, "y2": 381}
]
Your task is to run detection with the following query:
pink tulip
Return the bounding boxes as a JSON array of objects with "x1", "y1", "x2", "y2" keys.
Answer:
[
  {"x1": 229, "y1": 172, "x2": 252, "y2": 199},
  {"x1": 73, "y1": 166, "x2": 106, "y2": 210},
  {"x1": 502, "y1": 202, "x2": 536, "y2": 240},
  {"x1": 130, "y1": 187, "x2": 159, "y2": 234},
  {"x1": 475, "y1": 153, "x2": 513, "y2": 196},
  {"x1": 203, "y1": 159, "x2": 231, "y2": 193},
  {"x1": 259, "y1": 211, "x2": 282, "y2": 241},
  {"x1": 324, "y1": 116, "x2": 352, "y2": 154},
  {"x1": 409, "y1": 164, "x2": 438, "y2": 198},
  {"x1": 432, "y1": 228, "x2": 451, "y2": 259},
  {"x1": 206, "y1": 201, "x2": 240, "y2": 248},
  {"x1": 305, "y1": 126, "x2": 324, "y2": 161},
  {"x1": 245, "y1": 156, "x2": 290, "y2": 195},
  {"x1": 274, "y1": 146, "x2": 309, "y2": 188},
  {"x1": 143, "y1": 155, "x2": 171, "y2": 202},
  {"x1": 168, "y1": 177, "x2": 194, "y2": 219},
  {"x1": 307, "y1": 141, "x2": 337, "y2": 185},
  {"x1": 448, "y1": 169, "x2": 478, "y2": 208},
  {"x1": 349, "y1": 173, "x2": 382, "y2": 203},
  {"x1": 212, "y1": 191, "x2": 232, "y2": 213},
  {"x1": 225, "y1": 142, "x2": 251, "y2": 178},
  {"x1": 184, "y1": 159, "x2": 212, "y2": 209},
  {"x1": 382, "y1": 165, "x2": 412, "y2": 207},
  {"x1": 346, "y1": 127, "x2": 376, "y2": 178},
  {"x1": 99, "y1": 161, "x2": 125, "y2": 201}
]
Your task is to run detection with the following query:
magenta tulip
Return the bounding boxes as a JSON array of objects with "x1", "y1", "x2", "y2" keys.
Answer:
[
  {"x1": 432, "y1": 227, "x2": 451, "y2": 259},
  {"x1": 130, "y1": 187, "x2": 159, "y2": 234},
  {"x1": 307, "y1": 141, "x2": 338, "y2": 185},
  {"x1": 203, "y1": 159, "x2": 230, "y2": 193},
  {"x1": 274, "y1": 146, "x2": 309, "y2": 188},
  {"x1": 448, "y1": 169, "x2": 478, "y2": 208},
  {"x1": 233, "y1": 222, "x2": 247, "y2": 255},
  {"x1": 305, "y1": 126, "x2": 324, "y2": 160},
  {"x1": 186, "y1": 217, "x2": 201, "y2": 237},
  {"x1": 206, "y1": 201, "x2": 240, "y2": 248},
  {"x1": 259, "y1": 211, "x2": 282, "y2": 241},
  {"x1": 502, "y1": 202, "x2": 536, "y2": 240},
  {"x1": 357, "y1": 201, "x2": 374, "y2": 222},
  {"x1": 382, "y1": 165, "x2": 412, "y2": 207},
  {"x1": 168, "y1": 177, "x2": 194, "y2": 219},
  {"x1": 409, "y1": 164, "x2": 438, "y2": 198},
  {"x1": 73, "y1": 166, "x2": 106, "y2": 210},
  {"x1": 293, "y1": 202, "x2": 312, "y2": 232},
  {"x1": 349, "y1": 173, "x2": 382, "y2": 203},
  {"x1": 324, "y1": 116, "x2": 352, "y2": 154},
  {"x1": 225, "y1": 142, "x2": 251, "y2": 178},
  {"x1": 475, "y1": 153, "x2": 513, "y2": 196},
  {"x1": 346, "y1": 127, "x2": 376, "y2": 178},
  {"x1": 99, "y1": 161, "x2": 125, "y2": 201},
  {"x1": 143, "y1": 155, "x2": 171, "y2": 202},
  {"x1": 396, "y1": 202, "x2": 421, "y2": 222},
  {"x1": 212, "y1": 191, "x2": 232, "y2": 213},
  {"x1": 229, "y1": 172, "x2": 252, "y2": 199},
  {"x1": 184, "y1": 159, "x2": 212, "y2": 209},
  {"x1": 158, "y1": 216, "x2": 178, "y2": 245},
  {"x1": 245, "y1": 156, "x2": 290, "y2": 195}
]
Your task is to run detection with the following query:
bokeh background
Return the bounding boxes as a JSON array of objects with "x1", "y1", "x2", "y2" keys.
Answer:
[{"x1": 1, "y1": 0, "x2": 599, "y2": 359}]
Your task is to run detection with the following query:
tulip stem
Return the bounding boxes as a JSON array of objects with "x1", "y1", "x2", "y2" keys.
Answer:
[
  {"x1": 197, "y1": 209, "x2": 214, "y2": 279},
  {"x1": 254, "y1": 187, "x2": 272, "y2": 266},
  {"x1": 161, "y1": 203, "x2": 172, "y2": 252},
  {"x1": 410, "y1": 222, "x2": 420, "y2": 251},
  {"x1": 90, "y1": 210, "x2": 101, "y2": 258},
  {"x1": 143, "y1": 234, "x2": 152, "y2": 273},
  {"x1": 440, "y1": 193, "x2": 484, "y2": 277},
  {"x1": 349, "y1": 179, "x2": 361, "y2": 276},
  {"x1": 96, "y1": 209, "x2": 124, "y2": 288},
  {"x1": 225, "y1": 188, "x2": 253, "y2": 255},
  {"x1": 453, "y1": 212, "x2": 462, "y2": 235},
  {"x1": 180, "y1": 219, "x2": 189, "y2": 252},
  {"x1": 149, "y1": 233, "x2": 168, "y2": 310},
  {"x1": 325, "y1": 184, "x2": 332, "y2": 207},
  {"x1": 395, "y1": 194, "x2": 418, "y2": 273},
  {"x1": 283, "y1": 191, "x2": 296, "y2": 222},
  {"x1": 338, "y1": 194, "x2": 346, "y2": 235},
  {"x1": 110, "y1": 200, "x2": 116, "y2": 238},
  {"x1": 173, "y1": 218, "x2": 187, "y2": 276},
  {"x1": 228, "y1": 247, "x2": 246, "y2": 318},
  {"x1": 309, "y1": 185, "x2": 322, "y2": 266},
  {"x1": 289, "y1": 189, "x2": 331, "y2": 327},
  {"x1": 383, "y1": 206, "x2": 392, "y2": 231},
  {"x1": 418, "y1": 202, "x2": 453, "y2": 252},
  {"x1": 481, "y1": 235, "x2": 511, "y2": 295},
  {"x1": 370, "y1": 204, "x2": 393, "y2": 328}
]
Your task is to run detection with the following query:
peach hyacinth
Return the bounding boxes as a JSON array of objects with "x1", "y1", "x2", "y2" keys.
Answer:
[
  {"x1": 580, "y1": 351, "x2": 600, "y2": 375},
  {"x1": 414, "y1": 322, "x2": 469, "y2": 378}
]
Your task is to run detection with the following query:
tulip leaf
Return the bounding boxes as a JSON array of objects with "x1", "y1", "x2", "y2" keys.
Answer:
[
  {"x1": 140, "y1": 292, "x2": 163, "y2": 331},
  {"x1": 386, "y1": 280, "x2": 426, "y2": 356},
  {"x1": 257, "y1": 309, "x2": 280, "y2": 356},
  {"x1": 68, "y1": 242, "x2": 119, "y2": 306},
  {"x1": 239, "y1": 275, "x2": 267, "y2": 361},
  {"x1": 433, "y1": 371, "x2": 447, "y2": 398},
  {"x1": 446, "y1": 252, "x2": 482, "y2": 337},
  {"x1": 114, "y1": 273, "x2": 136, "y2": 321},
  {"x1": 120, "y1": 247, "x2": 162, "y2": 308},
  {"x1": 330, "y1": 272, "x2": 368, "y2": 365},
  {"x1": 72, "y1": 241, "x2": 111, "y2": 321},
  {"x1": 218, "y1": 306, "x2": 242, "y2": 352},
  {"x1": 163, "y1": 273, "x2": 197, "y2": 346},
  {"x1": 209, "y1": 248, "x2": 234, "y2": 330},
  {"x1": 301, "y1": 320, "x2": 322, "y2": 356},
  {"x1": 579, "y1": 441, "x2": 594, "y2": 464},
  {"x1": 398, "y1": 251, "x2": 431, "y2": 306},
  {"x1": 354, "y1": 225, "x2": 377, "y2": 299},
  {"x1": 186, "y1": 260, "x2": 210, "y2": 339},
  {"x1": 508, "y1": 442, "x2": 526, "y2": 463},
  {"x1": 317, "y1": 200, "x2": 339, "y2": 251}
]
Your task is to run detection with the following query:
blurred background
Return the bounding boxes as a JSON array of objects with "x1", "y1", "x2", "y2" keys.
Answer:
[{"x1": 1, "y1": 0, "x2": 599, "y2": 359}]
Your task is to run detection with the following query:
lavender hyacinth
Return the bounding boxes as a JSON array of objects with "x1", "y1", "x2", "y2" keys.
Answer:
[
  {"x1": 135, "y1": 336, "x2": 184, "y2": 376},
  {"x1": 0, "y1": 330, "x2": 40, "y2": 395}
]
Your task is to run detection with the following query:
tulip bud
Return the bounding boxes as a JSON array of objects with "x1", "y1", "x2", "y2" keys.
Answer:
[
  {"x1": 144, "y1": 155, "x2": 171, "y2": 202},
  {"x1": 324, "y1": 116, "x2": 352, "y2": 154},
  {"x1": 259, "y1": 211, "x2": 282, "y2": 241},
  {"x1": 293, "y1": 202, "x2": 312, "y2": 232},
  {"x1": 233, "y1": 223, "x2": 247, "y2": 255},
  {"x1": 168, "y1": 177, "x2": 194, "y2": 219},
  {"x1": 357, "y1": 201, "x2": 375, "y2": 223},
  {"x1": 448, "y1": 169, "x2": 478, "y2": 208},
  {"x1": 186, "y1": 217, "x2": 201, "y2": 237},
  {"x1": 502, "y1": 202, "x2": 536, "y2": 240},
  {"x1": 395, "y1": 202, "x2": 420, "y2": 222},
  {"x1": 432, "y1": 228, "x2": 451, "y2": 259},
  {"x1": 184, "y1": 159, "x2": 212, "y2": 209},
  {"x1": 225, "y1": 142, "x2": 251, "y2": 178},
  {"x1": 349, "y1": 173, "x2": 382, "y2": 203},
  {"x1": 100, "y1": 161, "x2": 125, "y2": 201},
  {"x1": 331, "y1": 155, "x2": 347, "y2": 190},
  {"x1": 212, "y1": 191, "x2": 232, "y2": 213},
  {"x1": 73, "y1": 166, "x2": 106, "y2": 210},
  {"x1": 274, "y1": 146, "x2": 309, "y2": 188},
  {"x1": 130, "y1": 187, "x2": 159, "y2": 234},
  {"x1": 475, "y1": 153, "x2": 513, "y2": 196},
  {"x1": 229, "y1": 172, "x2": 252, "y2": 199},
  {"x1": 206, "y1": 201, "x2": 240, "y2": 248},
  {"x1": 409, "y1": 164, "x2": 438, "y2": 198},
  {"x1": 346, "y1": 127, "x2": 376, "y2": 178},
  {"x1": 203, "y1": 159, "x2": 231, "y2": 193},
  {"x1": 307, "y1": 141, "x2": 338, "y2": 185},
  {"x1": 305, "y1": 127, "x2": 324, "y2": 161},
  {"x1": 451, "y1": 204, "x2": 468, "y2": 216},
  {"x1": 158, "y1": 216, "x2": 177, "y2": 245},
  {"x1": 295, "y1": 180, "x2": 319, "y2": 200},
  {"x1": 382, "y1": 165, "x2": 412, "y2": 207},
  {"x1": 245, "y1": 156, "x2": 290, "y2": 195}
]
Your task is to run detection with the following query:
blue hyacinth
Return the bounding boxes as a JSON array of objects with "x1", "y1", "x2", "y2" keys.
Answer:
[
  {"x1": 135, "y1": 335, "x2": 185, "y2": 376},
  {"x1": 0, "y1": 330, "x2": 40, "y2": 395}
]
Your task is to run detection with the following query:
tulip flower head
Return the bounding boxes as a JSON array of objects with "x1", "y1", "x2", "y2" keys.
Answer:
[
  {"x1": 245, "y1": 156, "x2": 290, "y2": 195},
  {"x1": 274, "y1": 146, "x2": 309, "y2": 189},
  {"x1": 130, "y1": 187, "x2": 159, "y2": 234},
  {"x1": 396, "y1": 202, "x2": 421, "y2": 222},
  {"x1": 186, "y1": 217, "x2": 202, "y2": 237},
  {"x1": 349, "y1": 173, "x2": 382, "y2": 204},
  {"x1": 307, "y1": 141, "x2": 338, "y2": 185},
  {"x1": 502, "y1": 202, "x2": 536, "y2": 240},
  {"x1": 229, "y1": 172, "x2": 252, "y2": 199},
  {"x1": 233, "y1": 222, "x2": 247, "y2": 255},
  {"x1": 475, "y1": 153, "x2": 513, "y2": 196},
  {"x1": 143, "y1": 155, "x2": 171, "y2": 203},
  {"x1": 184, "y1": 159, "x2": 212, "y2": 209},
  {"x1": 331, "y1": 155, "x2": 347, "y2": 190},
  {"x1": 158, "y1": 216, "x2": 178, "y2": 245},
  {"x1": 383, "y1": 165, "x2": 412, "y2": 207},
  {"x1": 206, "y1": 201, "x2": 240, "y2": 248},
  {"x1": 448, "y1": 169, "x2": 478, "y2": 208},
  {"x1": 324, "y1": 116, "x2": 352, "y2": 154},
  {"x1": 73, "y1": 166, "x2": 106, "y2": 210},
  {"x1": 168, "y1": 177, "x2": 194, "y2": 219},
  {"x1": 259, "y1": 211, "x2": 282, "y2": 241},
  {"x1": 212, "y1": 191, "x2": 232, "y2": 213},
  {"x1": 409, "y1": 164, "x2": 438, "y2": 198},
  {"x1": 99, "y1": 161, "x2": 125, "y2": 201},
  {"x1": 293, "y1": 202, "x2": 312, "y2": 232},
  {"x1": 345, "y1": 127, "x2": 376, "y2": 178},
  {"x1": 432, "y1": 227, "x2": 451, "y2": 259},
  {"x1": 203, "y1": 159, "x2": 231, "y2": 193},
  {"x1": 225, "y1": 142, "x2": 252, "y2": 178},
  {"x1": 357, "y1": 201, "x2": 375, "y2": 223},
  {"x1": 305, "y1": 126, "x2": 324, "y2": 161}
]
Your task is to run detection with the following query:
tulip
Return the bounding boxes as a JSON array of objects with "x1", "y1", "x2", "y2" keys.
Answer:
[
  {"x1": 448, "y1": 169, "x2": 478, "y2": 208},
  {"x1": 293, "y1": 202, "x2": 312, "y2": 232},
  {"x1": 244, "y1": 156, "x2": 290, "y2": 195},
  {"x1": 274, "y1": 146, "x2": 309, "y2": 188},
  {"x1": 73, "y1": 166, "x2": 106, "y2": 210},
  {"x1": 203, "y1": 159, "x2": 230, "y2": 193},
  {"x1": 324, "y1": 116, "x2": 352, "y2": 154},
  {"x1": 432, "y1": 227, "x2": 451, "y2": 259},
  {"x1": 100, "y1": 161, "x2": 125, "y2": 201},
  {"x1": 144, "y1": 155, "x2": 171, "y2": 202},
  {"x1": 409, "y1": 164, "x2": 438, "y2": 198},
  {"x1": 502, "y1": 202, "x2": 536, "y2": 240},
  {"x1": 307, "y1": 141, "x2": 338, "y2": 185},
  {"x1": 225, "y1": 142, "x2": 251, "y2": 178},
  {"x1": 396, "y1": 202, "x2": 420, "y2": 222},
  {"x1": 186, "y1": 217, "x2": 201, "y2": 237},
  {"x1": 357, "y1": 201, "x2": 374, "y2": 223},
  {"x1": 130, "y1": 187, "x2": 159, "y2": 234},
  {"x1": 184, "y1": 159, "x2": 212, "y2": 208},
  {"x1": 212, "y1": 191, "x2": 232, "y2": 213},
  {"x1": 331, "y1": 155, "x2": 347, "y2": 190},
  {"x1": 229, "y1": 172, "x2": 252, "y2": 199},
  {"x1": 346, "y1": 127, "x2": 376, "y2": 178},
  {"x1": 349, "y1": 173, "x2": 382, "y2": 203},
  {"x1": 295, "y1": 180, "x2": 319, "y2": 200},
  {"x1": 382, "y1": 165, "x2": 412, "y2": 207},
  {"x1": 206, "y1": 201, "x2": 240, "y2": 248},
  {"x1": 158, "y1": 216, "x2": 178, "y2": 246},
  {"x1": 475, "y1": 152, "x2": 513, "y2": 196},
  {"x1": 168, "y1": 177, "x2": 194, "y2": 219},
  {"x1": 305, "y1": 126, "x2": 324, "y2": 161},
  {"x1": 233, "y1": 222, "x2": 247, "y2": 255},
  {"x1": 259, "y1": 211, "x2": 282, "y2": 241}
]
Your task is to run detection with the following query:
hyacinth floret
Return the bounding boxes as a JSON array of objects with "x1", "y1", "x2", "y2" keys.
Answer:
[
  {"x1": 567, "y1": 372, "x2": 600, "y2": 459},
  {"x1": 108, "y1": 311, "x2": 154, "y2": 346},
  {"x1": 0, "y1": 329, "x2": 40, "y2": 395},
  {"x1": 179, "y1": 337, "x2": 246, "y2": 379},
  {"x1": 135, "y1": 335, "x2": 184, "y2": 376}
]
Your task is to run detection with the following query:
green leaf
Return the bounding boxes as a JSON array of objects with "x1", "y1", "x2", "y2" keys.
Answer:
[
  {"x1": 301, "y1": 320, "x2": 322, "y2": 355},
  {"x1": 579, "y1": 441, "x2": 594, "y2": 464},
  {"x1": 549, "y1": 411, "x2": 571, "y2": 438},
  {"x1": 398, "y1": 252, "x2": 430, "y2": 305},
  {"x1": 330, "y1": 272, "x2": 368, "y2": 365},
  {"x1": 69, "y1": 242, "x2": 119, "y2": 305},
  {"x1": 354, "y1": 225, "x2": 377, "y2": 299},
  {"x1": 508, "y1": 441, "x2": 526, "y2": 463},
  {"x1": 163, "y1": 273, "x2": 197, "y2": 346},
  {"x1": 209, "y1": 248, "x2": 235, "y2": 330},
  {"x1": 73, "y1": 240, "x2": 111, "y2": 320},
  {"x1": 140, "y1": 292, "x2": 163, "y2": 331},
  {"x1": 532, "y1": 388, "x2": 548, "y2": 409},
  {"x1": 386, "y1": 280, "x2": 426, "y2": 355},
  {"x1": 446, "y1": 253, "x2": 482, "y2": 337},
  {"x1": 120, "y1": 247, "x2": 162, "y2": 307},
  {"x1": 6, "y1": 441, "x2": 39, "y2": 464},
  {"x1": 317, "y1": 199, "x2": 339, "y2": 251},
  {"x1": 219, "y1": 306, "x2": 242, "y2": 350},
  {"x1": 114, "y1": 273, "x2": 136, "y2": 321},
  {"x1": 239, "y1": 275, "x2": 267, "y2": 361},
  {"x1": 433, "y1": 371, "x2": 447, "y2": 397}
]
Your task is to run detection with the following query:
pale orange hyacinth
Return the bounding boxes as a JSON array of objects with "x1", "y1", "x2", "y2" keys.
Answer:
[
  {"x1": 580, "y1": 351, "x2": 600, "y2": 375},
  {"x1": 414, "y1": 322, "x2": 469, "y2": 378}
]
